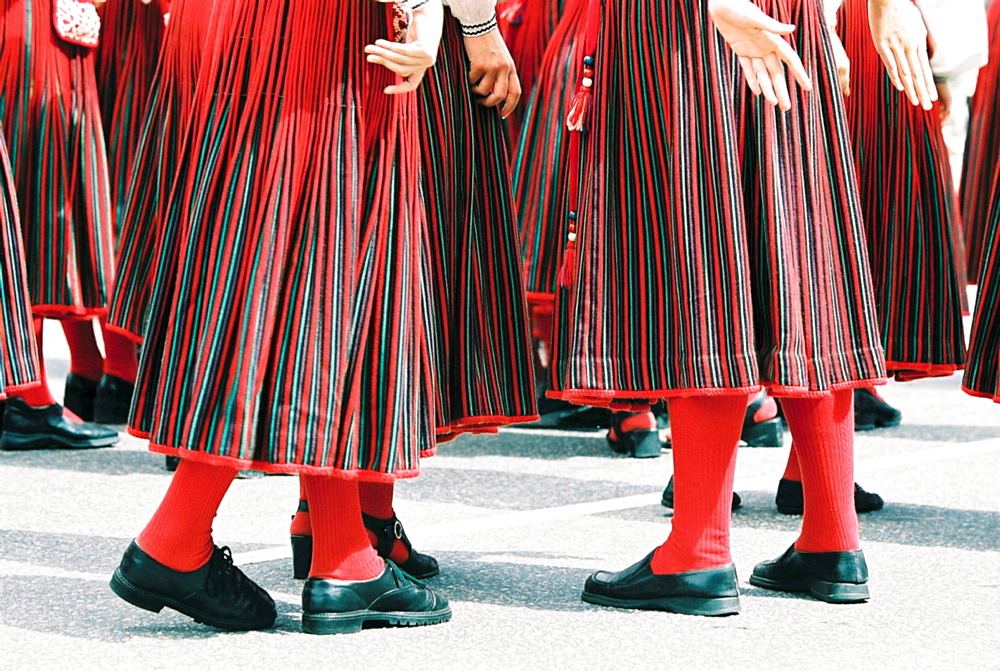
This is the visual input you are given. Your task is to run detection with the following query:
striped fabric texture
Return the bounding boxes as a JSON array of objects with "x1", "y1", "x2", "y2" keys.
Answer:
[
  {"x1": 549, "y1": 0, "x2": 885, "y2": 409},
  {"x1": 964, "y1": 174, "x2": 1000, "y2": 403},
  {"x1": 838, "y1": 0, "x2": 966, "y2": 380},
  {"x1": 960, "y1": 0, "x2": 1000, "y2": 281},
  {"x1": 108, "y1": 0, "x2": 216, "y2": 342},
  {"x1": 95, "y1": 0, "x2": 166, "y2": 235},
  {"x1": 0, "y1": 130, "x2": 38, "y2": 398},
  {"x1": 417, "y1": 15, "x2": 538, "y2": 441},
  {"x1": 0, "y1": 0, "x2": 114, "y2": 318},
  {"x1": 128, "y1": 0, "x2": 431, "y2": 479}
]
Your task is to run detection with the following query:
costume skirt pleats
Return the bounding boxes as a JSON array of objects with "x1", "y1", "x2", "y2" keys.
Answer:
[
  {"x1": 128, "y1": 0, "x2": 431, "y2": 479},
  {"x1": 0, "y1": 130, "x2": 38, "y2": 397},
  {"x1": 838, "y1": 0, "x2": 966, "y2": 380},
  {"x1": 0, "y1": 0, "x2": 114, "y2": 318},
  {"x1": 513, "y1": 0, "x2": 586, "y2": 318},
  {"x1": 963, "y1": 171, "x2": 1000, "y2": 402},
  {"x1": 550, "y1": 0, "x2": 885, "y2": 408},
  {"x1": 417, "y1": 16, "x2": 538, "y2": 440},
  {"x1": 960, "y1": 0, "x2": 1000, "y2": 281},
  {"x1": 108, "y1": 0, "x2": 215, "y2": 342},
  {"x1": 95, "y1": 0, "x2": 165, "y2": 233}
]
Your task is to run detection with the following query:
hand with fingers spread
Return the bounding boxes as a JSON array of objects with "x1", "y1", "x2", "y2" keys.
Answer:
[
  {"x1": 365, "y1": 0, "x2": 444, "y2": 95},
  {"x1": 867, "y1": 0, "x2": 937, "y2": 110},
  {"x1": 464, "y1": 30, "x2": 522, "y2": 119},
  {"x1": 709, "y1": 0, "x2": 813, "y2": 111}
]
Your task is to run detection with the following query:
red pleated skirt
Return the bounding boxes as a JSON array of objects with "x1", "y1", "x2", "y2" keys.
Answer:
[
  {"x1": 549, "y1": 0, "x2": 886, "y2": 410},
  {"x1": 0, "y1": 0, "x2": 114, "y2": 318},
  {"x1": 127, "y1": 0, "x2": 430, "y2": 480}
]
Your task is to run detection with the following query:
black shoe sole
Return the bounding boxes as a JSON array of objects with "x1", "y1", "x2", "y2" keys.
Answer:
[
  {"x1": 301, "y1": 606, "x2": 452, "y2": 635},
  {"x1": 741, "y1": 418, "x2": 785, "y2": 448},
  {"x1": 291, "y1": 535, "x2": 440, "y2": 581},
  {"x1": 0, "y1": 431, "x2": 118, "y2": 450},
  {"x1": 748, "y1": 573, "x2": 870, "y2": 604},
  {"x1": 110, "y1": 568, "x2": 275, "y2": 631},
  {"x1": 581, "y1": 590, "x2": 740, "y2": 617},
  {"x1": 607, "y1": 429, "x2": 661, "y2": 459}
]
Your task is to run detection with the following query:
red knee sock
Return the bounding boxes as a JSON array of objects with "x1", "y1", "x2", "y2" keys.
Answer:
[
  {"x1": 358, "y1": 481, "x2": 412, "y2": 565},
  {"x1": 302, "y1": 475, "x2": 385, "y2": 581},
  {"x1": 10, "y1": 318, "x2": 57, "y2": 407},
  {"x1": 782, "y1": 441, "x2": 801, "y2": 481},
  {"x1": 290, "y1": 478, "x2": 311, "y2": 536},
  {"x1": 136, "y1": 459, "x2": 237, "y2": 571},
  {"x1": 781, "y1": 390, "x2": 859, "y2": 553},
  {"x1": 101, "y1": 319, "x2": 138, "y2": 383},
  {"x1": 651, "y1": 394, "x2": 747, "y2": 575},
  {"x1": 61, "y1": 319, "x2": 104, "y2": 381}
]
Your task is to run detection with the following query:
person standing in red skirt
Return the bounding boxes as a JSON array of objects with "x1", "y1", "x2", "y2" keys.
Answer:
[
  {"x1": 0, "y1": 0, "x2": 120, "y2": 448},
  {"x1": 548, "y1": 0, "x2": 934, "y2": 615},
  {"x1": 289, "y1": 0, "x2": 538, "y2": 582},
  {"x1": 108, "y1": 0, "x2": 458, "y2": 635}
]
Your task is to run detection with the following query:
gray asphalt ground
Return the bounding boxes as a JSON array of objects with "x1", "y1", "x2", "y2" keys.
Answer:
[{"x1": 2, "y1": 322, "x2": 998, "y2": 669}]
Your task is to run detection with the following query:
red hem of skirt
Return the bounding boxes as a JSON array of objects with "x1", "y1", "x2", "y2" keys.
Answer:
[
  {"x1": 526, "y1": 292, "x2": 555, "y2": 308},
  {"x1": 886, "y1": 361, "x2": 962, "y2": 382},
  {"x1": 103, "y1": 322, "x2": 144, "y2": 344},
  {"x1": 961, "y1": 385, "x2": 1000, "y2": 404},
  {"x1": 439, "y1": 413, "x2": 539, "y2": 434},
  {"x1": 32, "y1": 305, "x2": 108, "y2": 319},
  {"x1": 131, "y1": 429, "x2": 421, "y2": 481}
]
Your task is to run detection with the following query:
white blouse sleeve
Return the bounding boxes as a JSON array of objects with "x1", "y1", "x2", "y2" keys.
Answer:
[
  {"x1": 915, "y1": 0, "x2": 989, "y2": 81},
  {"x1": 442, "y1": 0, "x2": 499, "y2": 36}
]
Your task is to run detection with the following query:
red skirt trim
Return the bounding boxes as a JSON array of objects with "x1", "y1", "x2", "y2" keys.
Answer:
[
  {"x1": 886, "y1": 361, "x2": 962, "y2": 382},
  {"x1": 32, "y1": 305, "x2": 108, "y2": 319},
  {"x1": 961, "y1": 385, "x2": 1000, "y2": 404},
  {"x1": 103, "y1": 321, "x2": 144, "y2": 345}
]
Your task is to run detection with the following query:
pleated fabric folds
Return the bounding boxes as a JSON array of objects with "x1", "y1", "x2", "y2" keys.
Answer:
[
  {"x1": 0, "y1": 0, "x2": 114, "y2": 318},
  {"x1": 550, "y1": 0, "x2": 885, "y2": 409},
  {"x1": 417, "y1": 15, "x2": 538, "y2": 441},
  {"x1": 128, "y1": 0, "x2": 432, "y2": 480},
  {"x1": 837, "y1": 0, "x2": 966, "y2": 381}
]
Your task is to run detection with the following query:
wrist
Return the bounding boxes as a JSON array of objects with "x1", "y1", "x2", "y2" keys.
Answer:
[{"x1": 459, "y1": 15, "x2": 498, "y2": 37}]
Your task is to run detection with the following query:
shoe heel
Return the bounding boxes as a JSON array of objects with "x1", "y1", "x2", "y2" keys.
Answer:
[
  {"x1": 110, "y1": 570, "x2": 166, "y2": 613},
  {"x1": 291, "y1": 535, "x2": 313, "y2": 580},
  {"x1": 810, "y1": 580, "x2": 870, "y2": 604},
  {"x1": 607, "y1": 428, "x2": 660, "y2": 458},
  {"x1": 0, "y1": 432, "x2": 43, "y2": 450},
  {"x1": 301, "y1": 612, "x2": 365, "y2": 635},
  {"x1": 742, "y1": 418, "x2": 784, "y2": 448},
  {"x1": 95, "y1": 400, "x2": 131, "y2": 425}
]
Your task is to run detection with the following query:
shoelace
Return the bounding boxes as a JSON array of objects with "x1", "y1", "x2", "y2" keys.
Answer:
[{"x1": 205, "y1": 546, "x2": 241, "y2": 598}]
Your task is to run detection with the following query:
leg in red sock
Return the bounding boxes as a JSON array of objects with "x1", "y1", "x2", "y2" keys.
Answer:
[
  {"x1": 291, "y1": 477, "x2": 311, "y2": 536},
  {"x1": 650, "y1": 394, "x2": 748, "y2": 574},
  {"x1": 782, "y1": 442, "x2": 801, "y2": 481},
  {"x1": 10, "y1": 318, "x2": 57, "y2": 407},
  {"x1": 60, "y1": 319, "x2": 105, "y2": 380},
  {"x1": 302, "y1": 475, "x2": 384, "y2": 581},
  {"x1": 781, "y1": 390, "x2": 860, "y2": 553},
  {"x1": 100, "y1": 319, "x2": 139, "y2": 383},
  {"x1": 136, "y1": 459, "x2": 238, "y2": 571}
]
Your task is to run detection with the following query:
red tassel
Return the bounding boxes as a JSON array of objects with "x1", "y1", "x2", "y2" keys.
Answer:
[
  {"x1": 566, "y1": 90, "x2": 591, "y2": 131},
  {"x1": 558, "y1": 241, "x2": 577, "y2": 288}
]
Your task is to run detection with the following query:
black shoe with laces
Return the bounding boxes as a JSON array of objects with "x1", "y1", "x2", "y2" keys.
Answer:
[
  {"x1": 301, "y1": 561, "x2": 451, "y2": 635},
  {"x1": 110, "y1": 541, "x2": 276, "y2": 631}
]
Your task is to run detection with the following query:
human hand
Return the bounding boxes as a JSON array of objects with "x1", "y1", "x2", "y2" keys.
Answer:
[
  {"x1": 464, "y1": 29, "x2": 522, "y2": 118},
  {"x1": 866, "y1": 0, "x2": 937, "y2": 109},
  {"x1": 365, "y1": 0, "x2": 444, "y2": 95}
]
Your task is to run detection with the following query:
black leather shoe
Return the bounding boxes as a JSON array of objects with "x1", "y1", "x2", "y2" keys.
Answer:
[
  {"x1": 110, "y1": 541, "x2": 276, "y2": 631},
  {"x1": 0, "y1": 398, "x2": 119, "y2": 450},
  {"x1": 661, "y1": 476, "x2": 741, "y2": 511},
  {"x1": 750, "y1": 545, "x2": 870, "y2": 604},
  {"x1": 775, "y1": 479, "x2": 885, "y2": 515},
  {"x1": 289, "y1": 504, "x2": 440, "y2": 581},
  {"x1": 94, "y1": 374, "x2": 135, "y2": 424},
  {"x1": 606, "y1": 412, "x2": 661, "y2": 458},
  {"x1": 64, "y1": 373, "x2": 99, "y2": 421},
  {"x1": 582, "y1": 552, "x2": 740, "y2": 616},
  {"x1": 301, "y1": 561, "x2": 451, "y2": 634},
  {"x1": 854, "y1": 388, "x2": 901, "y2": 431}
]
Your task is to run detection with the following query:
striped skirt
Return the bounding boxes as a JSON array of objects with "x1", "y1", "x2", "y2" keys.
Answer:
[
  {"x1": 418, "y1": 15, "x2": 538, "y2": 441},
  {"x1": 0, "y1": 0, "x2": 114, "y2": 318},
  {"x1": 0, "y1": 130, "x2": 38, "y2": 398},
  {"x1": 128, "y1": 0, "x2": 431, "y2": 479},
  {"x1": 95, "y1": 0, "x2": 166, "y2": 234},
  {"x1": 960, "y1": 0, "x2": 1000, "y2": 281},
  {"x1": 549, "y1": 0, "x2": 885, "y2": 408},
  {"x1": 108, "y1": 0, "x2": 215, "y2": 342},
  {"x1": 837, "y1": 0, "x2": 966, "y2": 381},
  {"x1": 513, "y1": 0, "x2": 587, "y2": 323},
  {"x1": 964, "y1": 175, "x2": 1000, "y2": 403}
]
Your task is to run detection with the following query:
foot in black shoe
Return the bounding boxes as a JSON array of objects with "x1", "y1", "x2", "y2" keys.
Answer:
[
  {"x1": 775, "y1": 479, "x2": 885, "y2": 515},
  {"x1": 110, "y1": 541, "x2": 276, "y2": 630},
  {"x1": 742, "y1": 392, "x2": 785, "y2": 448},
  {"x1": 64, "y1": 373, "x2": 99, "y2": 421},
  {"x1": 749, "y1": 545, "x2": 870, "y2": 604},
  {"x1": 661, "y1": 476, "x2": 741, "y2": 511},
  {"x1": 0, "y1": 398, "x2": 119, "y2": 450},
  {"x1": 94, "y1": 374, "x2": 135, "y2": 424},
  {"x1": 854, "y1": 388, "x2": 901, "y2": 431},
  {"x1": 607, "y1": 411, "x2": 661, "y2": 458},
  {"x1": 581, "y1": 552, "x2": 741, "y2": 616},
  {"x1": 301, "y1": 561, "x2": 451, "y2": 634}
]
